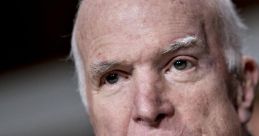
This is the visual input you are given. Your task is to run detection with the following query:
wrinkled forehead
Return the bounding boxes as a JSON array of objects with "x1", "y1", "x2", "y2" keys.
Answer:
[{"x1": 75, "y1": 0, "x2": 214, "y2": 46}]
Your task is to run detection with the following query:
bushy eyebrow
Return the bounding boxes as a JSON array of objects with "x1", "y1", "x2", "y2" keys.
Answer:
[
  {"x1": 161, "y1": 36, "x2": 199, "y2": 55},
  {"x1": 90, "y1": 60, "x2": 133, "y2": 80},
  {"x1": 153, "y1": 35, "x2": 202, "y2": 69},
  {"x1": 90, "y1": 61, "x2": 119, "y2": 79}
]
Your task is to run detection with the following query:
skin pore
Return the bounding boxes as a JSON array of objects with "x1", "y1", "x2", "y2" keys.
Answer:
[{"x1": 73, "y1": 0, "x2": 258, "y2": 135}]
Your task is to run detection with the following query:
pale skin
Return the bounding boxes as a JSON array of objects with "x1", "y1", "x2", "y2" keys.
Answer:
[{"x1": 74, "y1": 0, "x2": 259, "y2": 135}]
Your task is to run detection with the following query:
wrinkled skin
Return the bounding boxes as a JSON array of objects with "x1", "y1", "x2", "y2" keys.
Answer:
[{"x1": 74, "y1": 0, "x2": 259, "y2": 135}]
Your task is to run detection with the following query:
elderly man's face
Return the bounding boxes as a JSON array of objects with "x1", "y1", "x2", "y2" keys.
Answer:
[{"x1": 75, "y1": 0, "x2": 258, "y2": 135}]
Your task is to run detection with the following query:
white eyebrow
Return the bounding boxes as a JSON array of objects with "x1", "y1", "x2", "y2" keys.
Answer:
[
  {"x1": 162, "y1": 36, "x2": 199, "y2": 54},
  {"x1": 90, "y1": 61, "x2": 118, "y2": 79}
]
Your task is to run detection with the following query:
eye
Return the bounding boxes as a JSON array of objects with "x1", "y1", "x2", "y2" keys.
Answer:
[
  {"x1": 105, "y1": 73, "x2": 119, "y2": 84},
  {"x1": 164, "y1": 56, "x2": 198, "y2": 82},
  {"x1": 173, "y1": 60, "x2": 192, "y2": 70},
  {"x1": 101, "y1": 71, "x2": 129, "y2": 86},
  {"x1": 171, "y1": 58, "x2": 195, "y2": 71}
]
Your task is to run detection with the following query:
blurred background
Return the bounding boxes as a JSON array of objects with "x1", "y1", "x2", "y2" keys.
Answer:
[{"x1": 0, "y1": 0, "x2": 258, "y2": 136}]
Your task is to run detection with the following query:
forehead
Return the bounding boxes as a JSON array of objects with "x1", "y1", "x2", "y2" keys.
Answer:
[
  {"x1": 76, "y1": 0, "x2": 214, "y2": 65},
  {"x1": 76, "y1": 0, "x2": 210, "y2": 40}
]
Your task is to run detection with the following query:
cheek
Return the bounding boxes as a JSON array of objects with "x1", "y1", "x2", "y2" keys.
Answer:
[
  {"x1": 88, "y1": 82, "x2": 134, "y2": 135},
  {"x1": 165, "y1": 73, "x2": 241, "y2": 135}
]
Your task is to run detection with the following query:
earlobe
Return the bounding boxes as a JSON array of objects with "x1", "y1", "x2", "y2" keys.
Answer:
[{"x1": 238, "y1": 56, "x2": 259, "y2": 123}]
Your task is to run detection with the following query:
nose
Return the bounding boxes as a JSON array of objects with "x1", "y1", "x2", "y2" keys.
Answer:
[{"x1": 132, "y1": 71, "x2": 174, "y2": 127}]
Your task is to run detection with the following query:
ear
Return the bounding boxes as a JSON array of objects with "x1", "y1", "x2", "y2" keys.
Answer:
[{"x1": 238, "y1": 56, "x2": 259, "y2": 124}]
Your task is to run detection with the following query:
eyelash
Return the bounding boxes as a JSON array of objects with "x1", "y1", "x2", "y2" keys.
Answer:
[
  {"x1": 165, "y1": 56, "x2": 197, "y2": 72},
  {"x1": 100, "y1": 70, "x2": 129, "y2": 86}
]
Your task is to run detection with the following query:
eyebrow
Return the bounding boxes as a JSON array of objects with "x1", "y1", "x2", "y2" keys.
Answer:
[
  {"x1": 161, "y1": 35, "x2": 199, "y2": 55},
  {"x1": 90, "y1": 61, "x2": 119, "y2": 79}
]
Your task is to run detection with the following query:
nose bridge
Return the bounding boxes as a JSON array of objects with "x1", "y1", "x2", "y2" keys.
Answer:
[
  {"x1": 134, "y1": 66, "x2": 161, "y2": 104},
  {"x1": 135, "y1": 65, "x2": 160, "y2": 92},
  {"x1": 132, "y1": 65, "x2": 174, "y2": 126},
  {"x1": 135, "y1": 70, "x2": 161, "y2": 111}
]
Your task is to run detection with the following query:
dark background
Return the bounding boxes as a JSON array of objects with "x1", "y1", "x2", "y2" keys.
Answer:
[
  {"x1": 1, "y1": 0, "x2": 78, "y2": 71},
  {"x1": 1, "y1": 0, "x2": 258, "y2": 72}
]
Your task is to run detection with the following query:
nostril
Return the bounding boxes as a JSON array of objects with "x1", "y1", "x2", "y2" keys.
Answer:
[
  {"x1": 136, "y1": 117, "x2": 142, "y2": 122},
  {"x1": 155, "y1": 113, "x2": 166, "y2": 123},
  {"x1": 135, "y1": 114, "x2": 166, "y2": 123},
  {"x1": 135, "y1": 115, "x2": 164, "y2": 127}
]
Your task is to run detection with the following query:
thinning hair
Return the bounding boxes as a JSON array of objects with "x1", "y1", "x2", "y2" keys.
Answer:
[{"x1": 71, "y1": 0, "x2": 246, "y2": 107}]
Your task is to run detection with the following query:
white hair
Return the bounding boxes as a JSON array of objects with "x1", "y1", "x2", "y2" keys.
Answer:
[
  {"x1": 213, "y1": 0, "x2": 246, "y2": 75},
  {"x1": 71, "y1": 0, "x2": 246, "y2": 107},
  {"x1": 71, "y1": 25, "x2": 88, "y2": 108}
]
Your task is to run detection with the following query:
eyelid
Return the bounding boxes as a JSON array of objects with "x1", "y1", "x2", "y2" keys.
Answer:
[
  {"x1": 164, "y1": 56, "x2": 197, "y2": 72},
  {"x1": 100, "y1": 70, "x2": 129, "y2": 86}
]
